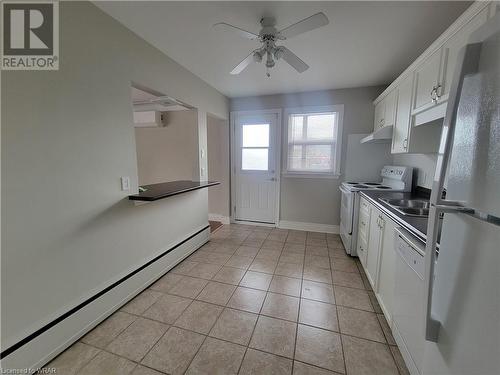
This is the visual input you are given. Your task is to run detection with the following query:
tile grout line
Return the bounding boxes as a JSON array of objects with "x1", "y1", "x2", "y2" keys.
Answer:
[
  {"x1": 237, "y1": 229, "x2": 291, "y2": 374},
  {"x1": 178, "y1": 235, "x2": 259, "y2": 375},
  {"x1": 291, "y1": 239, "x2": 305, "y2": 375},
  {"x1": 62, "y1": 227, "x2": 361, "y2": 375},
  {"x1": 330, "y1": 246, "x2": 348, "y2": 375},
  {"x1": 72, "y1": 344, "x2": 103, "y2": 375}
]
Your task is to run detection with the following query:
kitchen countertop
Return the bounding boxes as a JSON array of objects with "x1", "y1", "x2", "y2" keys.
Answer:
[
  {"x1": 359, "y1": 190, "x2": 430, "y2": 243},
  {"x1": 129, "y1": 180, "x2": 220, "y2": 201}
]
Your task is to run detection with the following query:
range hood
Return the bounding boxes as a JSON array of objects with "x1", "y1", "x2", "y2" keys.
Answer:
[{"x1": 360, "y1": 125, "x2": 393, "y2": 144}]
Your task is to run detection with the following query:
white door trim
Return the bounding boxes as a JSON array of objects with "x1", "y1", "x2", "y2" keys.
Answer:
[{"x1": 230, "y1": 109, "x2": 282, "y2": 225}]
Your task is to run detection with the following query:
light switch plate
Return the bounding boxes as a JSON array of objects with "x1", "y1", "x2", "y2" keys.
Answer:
[{"x1": 121, "y1": 176, "x2": 130, "y2": 191}]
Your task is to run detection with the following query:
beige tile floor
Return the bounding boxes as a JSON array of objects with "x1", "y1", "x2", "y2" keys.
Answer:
[{"x1": 46, "y1": 224, "x2": 410, "y2": 375}]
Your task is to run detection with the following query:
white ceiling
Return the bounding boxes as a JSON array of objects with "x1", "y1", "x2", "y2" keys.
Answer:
[{"x1": 96, "y1": 1, "x2": 470, "y2": 98}]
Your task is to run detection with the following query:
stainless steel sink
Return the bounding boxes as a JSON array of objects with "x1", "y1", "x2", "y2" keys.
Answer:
[{"x1": 379, "y1": 198, "x2": 430, "y2": 217}]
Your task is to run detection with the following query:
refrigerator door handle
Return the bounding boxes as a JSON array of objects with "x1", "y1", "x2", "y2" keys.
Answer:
[
  {"x1": 434, "y1": 203, "x2": 500, "y2": 227},
  {"x1": 433, "y1": 202, "x2": 475, "y2": 214},
  {"x1": 424, "y1": 204, "x2": 441, "y2": 342}
]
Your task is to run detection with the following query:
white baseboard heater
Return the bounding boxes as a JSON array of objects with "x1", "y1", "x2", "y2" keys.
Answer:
[{"x1": 0, "y1": 225, "x2": 210, "y2": 370}]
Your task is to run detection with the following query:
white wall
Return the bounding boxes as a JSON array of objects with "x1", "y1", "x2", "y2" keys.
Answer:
[
  {"x1": 207, "y1": 116, "x2": 230, "y2": 220},
  {"x1": 230, "y1": 86, "x2": 384, "y2": 227},
  {"x1": 1, "y1": 1, "x2": 228, "y2": 366},
  {"x1": 135, "y1": 109, "x2": 199, "y2": 185},
  {"x1": 393, "y1": 153, "x2": 438, "y2": 189}
]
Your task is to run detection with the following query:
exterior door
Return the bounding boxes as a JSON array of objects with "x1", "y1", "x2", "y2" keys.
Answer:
[{"x1": 233, "y1": 113, "x2": 279, "y2": 224}]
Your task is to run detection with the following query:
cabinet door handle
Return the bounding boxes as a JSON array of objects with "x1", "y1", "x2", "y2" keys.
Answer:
[
  {"x1": 430, "y1": 86, "x2": 436, "y2": 100},
  {"x1": 435, "y1": 84, "x2": 442, "y2": 101}
]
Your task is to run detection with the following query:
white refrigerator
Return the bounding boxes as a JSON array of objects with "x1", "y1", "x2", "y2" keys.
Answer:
[{"x1": 422, "y1": 13, "x2": 500, "y2": 375}]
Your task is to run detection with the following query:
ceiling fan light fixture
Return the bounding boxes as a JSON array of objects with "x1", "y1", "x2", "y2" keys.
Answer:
[
  {"x1": 274, "y1": 47, "x2": 284, "y2": 60},
  {"x1": 253, "y1": 51, "x2": 263, "y2": 63},
  {"x1": 265, "y1": 52, "x2": 275, "y2": 68}
]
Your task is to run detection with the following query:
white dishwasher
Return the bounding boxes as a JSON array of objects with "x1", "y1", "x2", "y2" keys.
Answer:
[{"x1": 392, "y1": 227, "x2": 426, "y2": 375}]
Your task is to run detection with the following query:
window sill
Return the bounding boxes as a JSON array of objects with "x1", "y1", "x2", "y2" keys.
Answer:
[{"x1": 281, "y1": 173, "x2": 341, "y2": 180}]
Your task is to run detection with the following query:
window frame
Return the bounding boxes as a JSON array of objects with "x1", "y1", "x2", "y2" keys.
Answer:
[{"x1": 283, "y1": 105, "x2": 344, "y2": 179}]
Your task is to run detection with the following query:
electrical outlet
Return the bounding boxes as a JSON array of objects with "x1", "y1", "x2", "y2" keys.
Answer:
[{"x1": 121, "y1": 176, "x2": 130, "y2": 191}]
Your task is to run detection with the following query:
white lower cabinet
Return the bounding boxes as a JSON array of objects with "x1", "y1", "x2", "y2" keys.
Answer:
[
  {"x1": 358, "y1": 200, "x2": 398, "y2": 323},
  {"x1": 366, "y1": 205, "x2": 383, "y2": 290},
  {"x1": 376, "y1": 213, "x2": 397, "y2": 322},
  {"x1": 357, "y1": 197, "x2": 371, "y2": 268}
]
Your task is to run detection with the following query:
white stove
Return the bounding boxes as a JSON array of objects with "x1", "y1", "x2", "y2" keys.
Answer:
[{"x1": 339, "y1": 166, "x2": 413, "y2": 256}]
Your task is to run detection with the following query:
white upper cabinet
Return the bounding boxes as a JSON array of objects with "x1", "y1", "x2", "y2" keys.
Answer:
[
  {"x1": 373, "y1": 89, "x2": 396, "y2": 131},
  {"x1": 392, "y1": 74, "x2": 413, "y2": 153},
  {"x1": 372, "y1": 2, "x2": 494, "y2": 154},
  {"x1": 412, "y1": 48, "x2": 444, "y2": 115},
  {"x1": 441, "y1": 7, "x2": 489, "y2": 100},
  {"x1": 383, "y1": 90, "x2": 397, "y2": 128},
  {"x1": 374, "y1": 100, "x2": 386, "y2": 130}
]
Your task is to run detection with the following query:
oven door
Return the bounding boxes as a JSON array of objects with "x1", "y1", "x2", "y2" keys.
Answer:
[{"x1": 339, "y1": 185, "x2": 355, "y2": 251}]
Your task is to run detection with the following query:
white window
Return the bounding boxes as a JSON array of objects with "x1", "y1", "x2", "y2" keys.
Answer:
[{"x1": 284, "y1": 105, "x2": 343, "y2": 178}]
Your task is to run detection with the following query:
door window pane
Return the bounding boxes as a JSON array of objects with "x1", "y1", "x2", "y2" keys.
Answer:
[
  {"x1": 306, "y1": 114, "x2": 335, "y2": 140},
  {"x1": 243, "y1": 124, "x2": 269, "y2": 147},
  {"x1": 305, "y1": 145, "x2": 332, "y2": 170},
  {"x1": 242, "y1": 148, "x2": 268, "y2": 170}
]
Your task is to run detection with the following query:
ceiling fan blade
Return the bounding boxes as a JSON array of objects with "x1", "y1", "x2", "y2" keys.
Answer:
[
  {"x1": 278, "y1": 12, "x2": 329, "y2": 39},
  {"x1": 213, "y1": 22, "x2": 259, "y2": 40},
  {"x1": 279, "y1": 47, "x2": 309, "y2": 73},
  {"x1": 230, "y1": 50, "x2": 259, "y2": 75}
]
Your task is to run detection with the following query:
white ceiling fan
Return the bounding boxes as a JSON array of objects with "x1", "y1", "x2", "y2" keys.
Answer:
[{"x1": 213, "y1": 12, "x2": 329, "y2": 77}]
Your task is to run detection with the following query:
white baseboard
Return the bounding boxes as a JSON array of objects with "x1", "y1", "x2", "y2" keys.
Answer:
[
  {"x1": 278, "y1": 220, "x2": 339, "y2": 234},
  {"x1": 2, "y1": 226, "x2": 210, "y2": 371},
  {"x1": 208, "y1": 214, "x2": 230, "y2": 225}
]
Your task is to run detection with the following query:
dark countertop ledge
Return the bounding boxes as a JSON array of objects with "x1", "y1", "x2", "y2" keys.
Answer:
[
  {"x1": 359, "y1": 190, "x2": 430, "y2": 243},
  {"x1": 129, "y1": 180, "x2": 220, "y2": 202}
]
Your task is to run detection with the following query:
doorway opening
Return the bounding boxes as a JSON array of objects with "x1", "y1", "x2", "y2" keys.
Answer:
[
  {"x1": 207, "y1": 114, "x2": 230, "y2": 225},
  {"x1": 230, "y1": 109, "x2": 281, "y2": 225},
  {"x1": 130, "y1": 85, "x2": 198, "y2": 188}
]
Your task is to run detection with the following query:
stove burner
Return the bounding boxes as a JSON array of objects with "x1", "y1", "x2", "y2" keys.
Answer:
[
  {"x1": 346, "y1": 182, "x2": 358, "y2": 184},
  {"x1": 352, "y1": 184, "x2": 368, "y2": 188},
  {"x1": 363, "y1": 182, "x2": 381, "y2": 186},
  {"x1": 376, "y1": 186, "x2": 391, "y2": 189}
]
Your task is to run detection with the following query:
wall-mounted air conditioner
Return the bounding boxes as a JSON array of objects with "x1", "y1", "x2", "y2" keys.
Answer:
[{"x1": 133, "y1": 111, "x2": 166, "y2": 128}]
